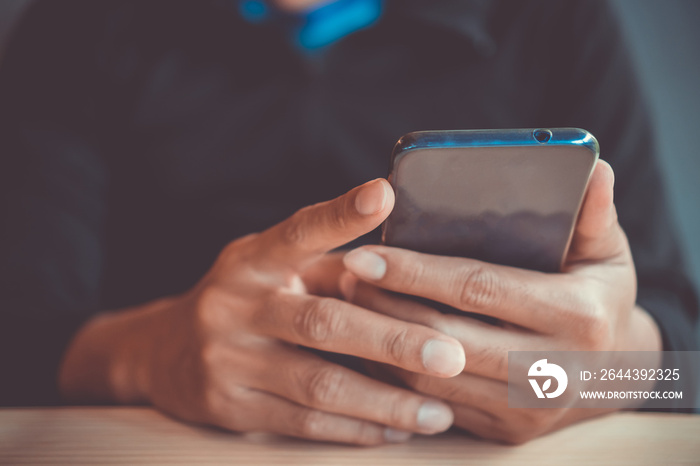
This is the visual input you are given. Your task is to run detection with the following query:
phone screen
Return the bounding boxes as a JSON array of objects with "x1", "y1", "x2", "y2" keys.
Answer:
[{"x1": 382, "y1": 140, "x2": 598, "y2": 273}]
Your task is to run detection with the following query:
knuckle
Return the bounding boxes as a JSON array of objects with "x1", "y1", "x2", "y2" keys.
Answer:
[
  {"x1": 304, "y1": 366, "x2": 345, "y2": 407},
  {"x1": 293, "y1": 299, "x2": 342, "y2": 344},
  {"x1": 386, "y1": 403, "x2": 405, "y2": 430},
  {"x1": 384, "y1": 328, "x2": 410, "y2": 366},
  {"x1": 194, "y1": 286, "x2": 230, "y2": 330},
  {"x1": 324, "y1": 199, "x2": 349, "y2": 233},
  {"x1": 401, "y1": 259, "x2": 426, "y2": 290},
  {"x1": 217, "y1": 243, "x2": 236, "y2": 263},
  {"x1": 384, "y1": 393, "x2": 413, "y2": 427},
  {"x1": 216, "y1": 233, "x2": 260, "y2": 267},
  {"x1": 281, "y1": 211, "x2": 309, "y2": 247},
  {"x1": 455, "y1": 265, "x2": 502, "y2": 311}
]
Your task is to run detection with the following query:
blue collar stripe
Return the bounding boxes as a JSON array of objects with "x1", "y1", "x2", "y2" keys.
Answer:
[{"x1": 239, "y1": 0, "x2": 383, "y2": 50}]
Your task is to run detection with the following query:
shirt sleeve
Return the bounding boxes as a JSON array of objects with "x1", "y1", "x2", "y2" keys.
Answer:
[
  {"x1": 0, "y1": 1, "x2": 109, "y2": 405},
  {"x1": 547, "y1": 0, "x2": 698, "y2": 409}
]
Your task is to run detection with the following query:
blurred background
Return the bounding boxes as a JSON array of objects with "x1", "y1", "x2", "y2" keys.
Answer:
[
  {"x1": 1, "y1": 0, "x2": 698, "y2": 394},
  {"x1": 610, "y1": 0, "x2": 700, "y2": 407},
  {"x1": 609, "y1": 0, "x2": 700, "y2": 343}
]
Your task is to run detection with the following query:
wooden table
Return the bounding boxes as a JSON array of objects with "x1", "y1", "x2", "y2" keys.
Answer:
[{"x1": 1, "y1": 408, "x2": 698, "y2": 465}]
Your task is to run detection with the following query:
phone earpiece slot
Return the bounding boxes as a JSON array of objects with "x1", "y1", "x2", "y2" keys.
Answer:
[{"x1": 533, "y1": 129, "x2": 552, "y2": 143}]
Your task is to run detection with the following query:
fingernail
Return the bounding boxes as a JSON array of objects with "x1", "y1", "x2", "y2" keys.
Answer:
[
  {"x1": 355, "y1": 180, "x2": 388, "y2": 216},
  {"x1": 384, "y1": 428, "x2": 412, "y2": 443},
  {"x1": 343, "y1": 249, "x2": 387, "y2": 280},
  {"x1": 422, "y1": 340, "x2": 465, "y2": 377},
  {"x1": 417, "y1": 401, "x2": 454, "y2": 434},
  {"x1": 339, "y1": 272, "x2": 357, "y2": 301}
]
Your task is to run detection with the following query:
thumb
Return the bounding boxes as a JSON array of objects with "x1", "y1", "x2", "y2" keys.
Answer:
[{"x1": 567, "y1": 160, "x2": 626, "y2": 263}]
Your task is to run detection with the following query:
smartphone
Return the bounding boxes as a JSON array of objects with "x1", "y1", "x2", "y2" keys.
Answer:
[{"x1": 381, "y1": 128, "x2": 599, "y2": 273}]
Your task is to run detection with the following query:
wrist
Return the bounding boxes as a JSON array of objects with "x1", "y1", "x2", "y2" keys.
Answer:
[
  {"x1": 108, "y1": 306, "x2": 157, "y2": 404},
  {"x1": 58, "y1": 296, "x2": 178, "y2": 405}
]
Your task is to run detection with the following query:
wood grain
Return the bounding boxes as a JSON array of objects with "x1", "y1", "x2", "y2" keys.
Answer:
[{"x1": 1, "y1": 408, "x2": 698, "y2": 465}]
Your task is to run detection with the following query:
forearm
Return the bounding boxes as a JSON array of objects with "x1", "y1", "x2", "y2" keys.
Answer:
[{"x1": 57, "y1": 297, "x2": 178, "y2": 405}]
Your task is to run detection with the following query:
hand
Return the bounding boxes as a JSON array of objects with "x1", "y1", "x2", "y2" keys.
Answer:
[
  {"x1": 59, "y1": 179, "x2": 467, "y2": 445},
  {"x1": 339, "y1": 162, "x2": 663, "y2": 444}
]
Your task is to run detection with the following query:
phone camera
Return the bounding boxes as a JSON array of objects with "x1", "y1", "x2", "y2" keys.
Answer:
[{"x1": 533, "y1": 129, "x2": 552, "y2": 143}]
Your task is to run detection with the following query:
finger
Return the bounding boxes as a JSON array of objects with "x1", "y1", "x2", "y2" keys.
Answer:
[
  {"x1": 341, "y1": 271, "x2": 494, "y2": 330},
  {"x1": 342, "y1": 276, "x2": 544, "y2": 380},
  {"x1": 395, "y1": 368, "x2": 508, "y2": 410},
  {"x1": 210, "y1": 387, "x2": 409, "y2": 445},
  {"x1": 450, "y1": 404, "x2": 504, "y2": 442},
  {"x1": 251, "y1": 345, "x2": 454, "y2": 435},
  {"x1": 300, "y1": 252, "x2": 346, "y2": 298},
  {"x1": 339, "y1": 271, "x2": 445, "y2": 328},
  {"x1": 567, "y1": 160, "x2": 627, "y2": 263},
  {"x1": 342, "y1": 245, "x2": 575, "y2": 331},
  {"x1": 452, "y1": 403, "x2": 563, "y2": 445},
  {"x1": 255, "y1": 291, "x2": 466, "y2": 377},
  {"x1": 256, "y1": 179, "x2": 394, "y2": 271}
]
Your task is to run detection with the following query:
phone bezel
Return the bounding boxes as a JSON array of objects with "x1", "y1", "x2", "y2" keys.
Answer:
[{"x1": 382, "y1": 128, "x2": 600, "y2": 272}]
